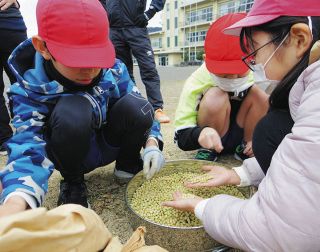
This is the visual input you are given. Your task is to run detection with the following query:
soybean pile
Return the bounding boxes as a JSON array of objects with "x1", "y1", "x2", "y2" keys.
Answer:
[{"x1": 130, "y1": 171, "x2": 245, "y2": 227}]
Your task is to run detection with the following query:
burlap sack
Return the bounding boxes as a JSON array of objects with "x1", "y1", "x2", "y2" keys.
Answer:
[{"x1": 0, "y1": 204, "x2": 167, "y2": 252}]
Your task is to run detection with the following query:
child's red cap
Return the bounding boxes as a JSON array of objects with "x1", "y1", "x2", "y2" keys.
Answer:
[
  {"x1": 205, "y1": 13, "x2": 248, "y2": 75},
  {"x1": 37, "y1": 0, "x2": 115, "y2": 68}
]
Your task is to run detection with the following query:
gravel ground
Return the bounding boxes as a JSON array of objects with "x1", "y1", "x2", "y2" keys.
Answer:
[{"x1": 0, "y1": 66, "x2": 241, "y2": 246}]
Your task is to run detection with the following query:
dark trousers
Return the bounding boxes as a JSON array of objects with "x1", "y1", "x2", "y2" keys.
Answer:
[
  {"x1": 0, "y1": 29, "x2": 27, "y2": 145},
  {"x1": 110, "y1": 27, "x2": 163, "y2": 110},
  {"x1": 45, "y1": 93, "x2": 154, "y2": 182},
  {"x1": 253, "y1": 109, "x2": 294, "y2": 174}
]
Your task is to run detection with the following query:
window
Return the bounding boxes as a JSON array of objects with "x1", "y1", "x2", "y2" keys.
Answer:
[
  {"x1": 186, "y1": 30, "x2": 207, "y2": 44},
  {"x1": 219, "y1": 1, "x2": 236, "y2": 16},
  {"x1": 199, "y1": 31, "x2": 207, "y2": 42},
  {"x1": 159, "y1": 55, "x2": 168, "y2": 66},
  {"x1": 238, "y1": 0, "x2": 254, "y2": 12},
  {"x1": 190, "y1": 51, "x2": 196, "y2": 61},
  {"x1": 167, "y1": 37, "x2": 170, "y2": 47},
  {"x1": 175, "y1": 36, "x2": 178, "y2": 47},
  {"x1": 174, "y1": 1, "x2": 178, "y2": 9},
  {"x1": 185, "y1": 7, "x2": 213, "y2": 25},
  {"x1": 166, "y1": 3, "x2": 170, "y2": 11},
  {"x1": 151, "y1": 37, "x2": 162, "y2": 48},
  {"x1": 167, "y1": 19, "x2": 170, "y2": 30},
  {"x1": 174, "y1": 17, "x2": 178, "y2": 29}
]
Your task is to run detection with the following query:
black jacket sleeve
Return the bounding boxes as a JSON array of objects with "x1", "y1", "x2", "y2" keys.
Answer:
[
  {"x1": 174, "y1": 126, "x2": 204, "y2": 151},
  {"x1": 150, "y1": 0, "x2": 166, "y2": 12}
]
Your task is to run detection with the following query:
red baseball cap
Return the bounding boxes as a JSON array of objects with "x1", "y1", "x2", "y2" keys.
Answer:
[
  {"x1": 36, "y1": 0, "x2": 115, "y2": 68},
  {"x1": 224, "y1": 0, "x2": 320, "y2": 36},
  {"x1": 205, "y1": 13, "x2": 248, "y2": 75}
]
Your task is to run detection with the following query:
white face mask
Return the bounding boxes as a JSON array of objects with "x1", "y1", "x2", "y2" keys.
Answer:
[
  {"x1": 252, "y1": 33, "x2": 289, "y2": 88},
  {"x1": 210, "y1": 74, "x2": 251, "y2": 93}
]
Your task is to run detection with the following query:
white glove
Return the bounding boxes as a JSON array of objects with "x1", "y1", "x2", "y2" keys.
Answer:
[{"x1": 142, "y1": 146, "x2": 165, "y2": 180}]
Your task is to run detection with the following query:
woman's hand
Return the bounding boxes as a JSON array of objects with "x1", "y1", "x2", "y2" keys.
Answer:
[
  {"x1": 185, "y1": 165, "x2": 240, "y2": 188},
  {"x1": 162, "y1": 191, "x2": 203, "y2": 213},
  {"x1": 0, "y1": 0, "x2": 19, "y2": 10}
]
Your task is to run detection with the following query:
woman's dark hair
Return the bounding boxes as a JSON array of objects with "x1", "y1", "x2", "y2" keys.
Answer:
[{"x1": 240, "y1": 16, "x2": 320, "y2": 110}]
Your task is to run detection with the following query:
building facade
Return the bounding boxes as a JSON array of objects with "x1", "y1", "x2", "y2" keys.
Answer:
[{"x1": 149, "y1": 0, "x2": 254, "y2": 66}]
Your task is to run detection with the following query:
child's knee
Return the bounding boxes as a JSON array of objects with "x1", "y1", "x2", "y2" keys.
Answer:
[
  {"x1": 49, "y1": 96, "x2": 93, "y2": 138},
  {"x1": 199, "y1": 87, "x2": 229, "y2": 115}
]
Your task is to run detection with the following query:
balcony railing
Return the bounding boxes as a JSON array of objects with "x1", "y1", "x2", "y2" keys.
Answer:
[
  {"x1": 180, "y1": 13, "x2": 219, "y2": 28},
  {"x1": 180, "y1": 0, "x2": 209, "y2": 8},
  {"x1": 181, "y1": 40, "x2": 205, "y2": 47}
]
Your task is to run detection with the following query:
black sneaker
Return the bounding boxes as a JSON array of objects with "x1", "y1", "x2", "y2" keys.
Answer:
[
  {"x1": 195, "y1": 148, "x2": 218, "y2": 162},
  {"x1": 0, "y1": 144, "x2": 7, "y2": 156},
  {"x1": 234, "y1": 141, "x2": 250, "y2": 161},
  {"x1": 57, "y1": 180, "x2": 89, "y2": 208}
]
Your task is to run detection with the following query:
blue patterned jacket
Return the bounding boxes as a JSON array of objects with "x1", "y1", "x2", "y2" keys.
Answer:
[{"x1": 0, "y1": 39, "x2": 162, "y2": 206}]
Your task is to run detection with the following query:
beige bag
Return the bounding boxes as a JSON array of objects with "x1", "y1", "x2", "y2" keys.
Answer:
[{"x1": 0, "y1": 204, "x2": 167, "y2": 252}]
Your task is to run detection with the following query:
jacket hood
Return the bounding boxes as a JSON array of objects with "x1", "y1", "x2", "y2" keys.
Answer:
[
  {"x1": 289, "y1": 60, "x2": 320, "y2": 121},
  {"x1": 8, "y1": 38, "x2": 66, "y2": 95}
]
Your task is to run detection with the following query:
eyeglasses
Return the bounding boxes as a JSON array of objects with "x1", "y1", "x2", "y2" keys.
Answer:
[{"x1": 242, "y1": 34, "x2": 283, "y2": 71}]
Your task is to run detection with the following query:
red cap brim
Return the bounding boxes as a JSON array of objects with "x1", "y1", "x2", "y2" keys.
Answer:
[
  {"x1": 206, "y1": 58, "x2": 248, "y2": 75},
  {"x1": 224, "y1": 14, "x2": 281, "y2": 36},
  {"x1": 46, "y1": 39, "x2": 116, "y2": 68}
]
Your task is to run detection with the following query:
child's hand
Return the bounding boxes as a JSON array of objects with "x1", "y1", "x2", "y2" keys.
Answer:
[
  {"x1": 185, "y1": 165, "x2": 240, "y2": 188},
  {"x1": 0, "y1": 196, "x2": 27, "y2": 218},
  {"x1": 243, "y1": 141, "x2": 254, "y2": 157},
  {"x1": 0, "y1": 181, "x2": 28, "y2": 218},
  {"x1": 0, "y1": 0, "x2": 19, "y2": 10},
  {"x1": 198, "y1": 127, "x2": 223, "y2": 153},
  {"x1": 162, "y1": 191, "x2": 203, "y2": 213}
]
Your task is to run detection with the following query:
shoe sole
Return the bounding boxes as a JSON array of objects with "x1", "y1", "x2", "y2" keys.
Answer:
[
  {"x1": 113, "y1": 174, "x2": 133, "y2": 185},
  {"x1": 194, "y1": 156, "x2": 218, "y2": 162},
  {"x1": 234, "y1": 153, "x2": 243, "y2": 161}
]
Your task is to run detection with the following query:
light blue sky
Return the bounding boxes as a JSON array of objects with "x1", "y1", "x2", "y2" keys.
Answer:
[{"x1": 19, "y1": 0, "x2": 162, "y2": 37}]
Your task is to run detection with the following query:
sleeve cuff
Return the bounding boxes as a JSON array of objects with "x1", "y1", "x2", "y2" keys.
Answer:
[
  {"x1": 4, "y1": 192, "x2": 37, "y2": 209},
  {"x1": 194, "y1": 199, "x2": 210, "y2": 221},
  {"x1": 147, "y1": 136, "x2": 159, "y2": 147},
  {"x1": 232, "y1": 165, "x2": 251, "y2": 187}
]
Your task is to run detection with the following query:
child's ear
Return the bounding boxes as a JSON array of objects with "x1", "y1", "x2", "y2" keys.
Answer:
[{"x1": 32, "y1": 36, "x2": 52, "y2": 60}]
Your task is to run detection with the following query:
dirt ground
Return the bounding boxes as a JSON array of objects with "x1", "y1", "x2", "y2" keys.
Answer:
[{"x1": 0, "y1": 66, "x2": 241, "y2": 245}]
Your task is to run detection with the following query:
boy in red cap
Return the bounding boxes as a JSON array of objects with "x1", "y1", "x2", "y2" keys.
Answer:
[
  {"x1": 0, "y1": 0, "x2": 164, "y2": 214},
  {"x1": 174, "y1": 13, "x2": 269, "y2": 162}
]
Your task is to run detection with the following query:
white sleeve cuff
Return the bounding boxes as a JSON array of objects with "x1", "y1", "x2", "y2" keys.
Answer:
[
  {"x1": 194, "y1": 199, "x2": 210, "y2": 221},
  {"x1": 232, "y1": 165, "x2": 251, "y2": 187},
  {"x1": 4, "y1": 192, "x2": 37, "y2": 209},
  {"x1": 147, "y1": 136, "x2": 159, "y2": 147}
]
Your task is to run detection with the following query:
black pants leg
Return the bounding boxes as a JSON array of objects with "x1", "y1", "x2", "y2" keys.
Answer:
[
  {"x1": 123, "y1": 27, "x2": 163, "y2": 110},
  {"x1": 46, "y1": 96, "x2": 93, "y2": 182},
  {"x1": 0, "y1": 29, "x2": 27, "y2": 145},
  {"x1": 103, "y1": 92, "x2": 154, "y2": 174},
  {"x1": 46, "y1": 93, "x2": 153, "y2": 180},
  {"x1": 109, "y1": 28, "x2": 136, "y2": 83},
  {"x1": 252, "y1": 109, "x2": 294, "y2": 174}
]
